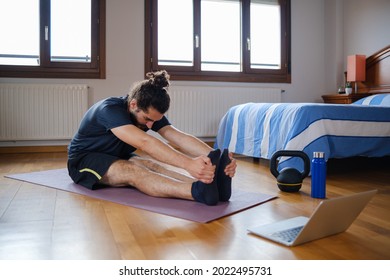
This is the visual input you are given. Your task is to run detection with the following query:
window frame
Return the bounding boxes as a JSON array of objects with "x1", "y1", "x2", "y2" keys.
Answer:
[
  {"x1": 0, "y1": 0, "x2": 106, "y2": 79},
  {"x1": 145, "y1": 0, "x2": 291, "y2": 83}
]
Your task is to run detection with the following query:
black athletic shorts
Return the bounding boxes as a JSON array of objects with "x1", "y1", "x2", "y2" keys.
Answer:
[{"x1": 67, "y1": 152, "x2": 136, "y2": 190}]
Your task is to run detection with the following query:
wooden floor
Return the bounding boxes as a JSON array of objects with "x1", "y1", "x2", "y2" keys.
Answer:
[{"x1": 0, "y1": 152, "x2": 389, "y2": 260}]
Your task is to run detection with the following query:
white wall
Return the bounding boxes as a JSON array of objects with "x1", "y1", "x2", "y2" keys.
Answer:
[
  {"x1": 1, "y1": 0, "x2": 389, "y2": 104},
  {"x1": 324, "y1": 0, "x2": 345, "y2": 93},
  {"x1": 285, "y1": 0, "x2": 326, "y2": 102},
  {"x1": 343, "y1": 0, "x2": 390, "y2": 59}
]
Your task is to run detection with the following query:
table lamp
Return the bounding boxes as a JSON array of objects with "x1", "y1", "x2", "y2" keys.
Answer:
[{"x1": 347, "y1": 55, "x2": 366, "y2": 93}]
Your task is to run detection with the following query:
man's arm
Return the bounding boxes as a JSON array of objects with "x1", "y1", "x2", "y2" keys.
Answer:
[
  {"x1": 158, "y1": 125, "x2": 213, "y2": 157},
  {"x1": 111, "y1": 124, "x2": 214, "y2": 183},
  {"x1": 159, "y1": 125, "x2": 237, "y2": 178}
]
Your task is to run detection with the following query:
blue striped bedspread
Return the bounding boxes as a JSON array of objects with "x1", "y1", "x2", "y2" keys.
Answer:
[{"x1": 214, "y1": 102, "x2": 390, "y2": 173}]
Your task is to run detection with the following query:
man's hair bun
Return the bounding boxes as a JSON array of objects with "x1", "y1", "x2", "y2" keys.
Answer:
[{"x1": 146, "y1": 70, "x2": 170, "y2": 89}]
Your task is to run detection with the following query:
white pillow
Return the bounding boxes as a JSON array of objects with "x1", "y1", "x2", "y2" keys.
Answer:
[{"x1": 353, "y1": 94, "x2": 390, "y2": 106}]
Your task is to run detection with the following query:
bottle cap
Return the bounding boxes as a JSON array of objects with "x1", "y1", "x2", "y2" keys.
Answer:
[{"x1": 313, "y1": 151, "x2": 325, "y2": 158}]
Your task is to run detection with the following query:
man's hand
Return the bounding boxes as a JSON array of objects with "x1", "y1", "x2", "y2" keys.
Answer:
[
  {"x1": 224, "y1": 152, "x2": 237, "y2": 178},
  {"x1": 187, "y1": 155, "x2": 216, "y2": 184}
]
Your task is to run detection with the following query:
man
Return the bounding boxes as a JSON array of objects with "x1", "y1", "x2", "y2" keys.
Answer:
[{"x1": 67, "y1": 70, "x2": 236, "y2": 206}]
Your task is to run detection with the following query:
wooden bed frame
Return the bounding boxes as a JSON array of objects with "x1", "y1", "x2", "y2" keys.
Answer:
[{"x1": 357, "y1": 45, "x2": 390, "y2": 94}]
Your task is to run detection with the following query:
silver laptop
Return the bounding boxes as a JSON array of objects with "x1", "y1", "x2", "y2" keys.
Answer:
[{"x1": 247, "y1": 190, "x2": 377, "y2": 246}]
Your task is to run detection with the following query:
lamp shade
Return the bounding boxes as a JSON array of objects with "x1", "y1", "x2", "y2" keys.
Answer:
[{"x1": 347, "y1": 55, "x2": 366, "y2": 82}]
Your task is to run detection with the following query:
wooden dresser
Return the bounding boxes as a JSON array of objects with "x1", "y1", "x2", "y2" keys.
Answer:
[{"x1": 321, "y1": 93, "x2": 372, "y2": 104}]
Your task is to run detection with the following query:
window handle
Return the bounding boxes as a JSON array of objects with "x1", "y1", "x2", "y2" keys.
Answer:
[
  {"x1": 247, "y1": 38, "x2": 251, "y2": 51},
  {"x1": 45, "y1": 26, "x2": 49, "y2": 41},
  {"x1": 195, "y1": 35, "x2": 199, "y2": 48}
]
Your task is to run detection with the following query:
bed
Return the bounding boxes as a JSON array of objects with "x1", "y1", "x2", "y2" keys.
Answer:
[{"x1": 215, "y1": 45, "x2": 390, "y2": 172}]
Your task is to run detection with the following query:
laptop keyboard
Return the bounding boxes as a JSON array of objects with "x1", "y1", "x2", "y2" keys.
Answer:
[{"x1": 270, "y1": 226, "x2": 304, "y2": 243}]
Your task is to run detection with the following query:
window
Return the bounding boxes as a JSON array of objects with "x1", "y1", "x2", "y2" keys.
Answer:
[
  {"x1": 0, "y1": 0, "x2": 105, "y2": 79},
  {"x1": 145, "y1": 0, "x2": 290, "y2": 83}
]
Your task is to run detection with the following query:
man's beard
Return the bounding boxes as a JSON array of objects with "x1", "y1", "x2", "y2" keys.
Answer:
[{"x1": 129, "y1": 109, "x2": 148, "y2": 130}]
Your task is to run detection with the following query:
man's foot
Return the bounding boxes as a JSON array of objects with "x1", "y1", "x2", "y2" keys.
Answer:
[
  {"x1": 191, "y1": 149, "x2": 220, "y2": 206},
  {"x1": 217, "y1": 149, "x2": 232, "y2": 201},
  {"x1": 207, "y1": 149, "x2": 221, "y2": 171},
  {"x1": 191, "y1": 180, "x2": 218, "y2": 206}
]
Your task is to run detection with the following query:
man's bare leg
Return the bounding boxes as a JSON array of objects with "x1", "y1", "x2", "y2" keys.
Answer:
[
  {"x1": 130, "y1": 156, "x2": 195, "y2": 183},
  {"x1": 99, "y1": 159, "x2": 194, "y2": 200},
  {"x1": 99, "y1": 152, "x2": 221, "y2": 206}
]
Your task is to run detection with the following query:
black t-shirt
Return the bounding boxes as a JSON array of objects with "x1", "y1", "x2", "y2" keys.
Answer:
[{"x1": 68, "y1": 96, "x2": 170, "y2": 159}]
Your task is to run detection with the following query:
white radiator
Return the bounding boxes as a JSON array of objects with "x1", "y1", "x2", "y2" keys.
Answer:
[
  {"x1": 0, "y1": 83, "x2": 88, "y2": 142},
  {"x1": 166, "y1": 85, "x2": 282, "y2": 138}
]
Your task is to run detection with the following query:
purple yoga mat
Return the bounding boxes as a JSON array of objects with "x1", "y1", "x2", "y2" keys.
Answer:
[{"x1": 5, "y1": 168, "x2": 276, "y2": 223}]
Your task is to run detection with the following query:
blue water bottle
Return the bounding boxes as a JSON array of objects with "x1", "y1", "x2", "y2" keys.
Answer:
[{"x1": 311, "y1": 152, "x2": 326, "y2": 198}]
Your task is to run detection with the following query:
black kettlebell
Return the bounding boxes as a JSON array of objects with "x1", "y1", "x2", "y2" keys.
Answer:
[{"x1": 270, "y1": 150, "x2": 310, "y2": 192}]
